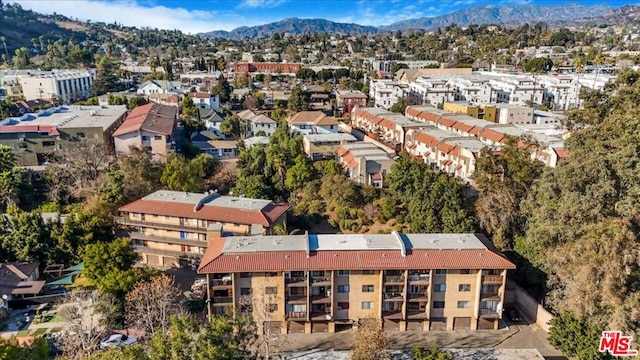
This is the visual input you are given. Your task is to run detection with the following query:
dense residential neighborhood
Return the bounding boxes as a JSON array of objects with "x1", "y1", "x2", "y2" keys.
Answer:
[{"x1": 1, "y1": 0, "x2": 640, "y2": 359}]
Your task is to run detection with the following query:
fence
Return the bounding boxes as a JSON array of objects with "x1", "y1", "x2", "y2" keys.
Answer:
[{"x1": 511, "y1": 283, "x2": 554, "y2": 332}]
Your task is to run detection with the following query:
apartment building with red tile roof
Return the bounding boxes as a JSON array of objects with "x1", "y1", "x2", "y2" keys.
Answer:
[
  {"x1": 198, "y1": 232, "x2": 514, "y2": 332},
  {"x1": 116, "y1": 190, "x2": 290, "y2": 268},
  {"x1": 112, "y1": 103, "x2": 177, "y2": 160}
]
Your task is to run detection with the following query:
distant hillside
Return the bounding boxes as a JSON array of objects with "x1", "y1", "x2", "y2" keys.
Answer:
[
  {"x1": 381, "y1": 3, "x2": 614, "y2": 31},
  {"x1": 199, "y1": 3, "x2": 619, "y2": 39},
  {"x1": 548, "y1": 5, "x2": 640, "y2": 27},
  {"x1": 199, "y1": 18, "x2": 380, "y2": 39}
]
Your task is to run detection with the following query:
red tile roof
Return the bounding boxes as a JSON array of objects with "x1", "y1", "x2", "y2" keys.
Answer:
[
  {"x1": 406, "y1": 107, "x2": 423, "y2": 117},
  {"x1": 198, "y1": 246, "x2": 515, "y2": 273},
  {"x1": 370, "y1": 172, "x2": 382, "y2": 180},
  {"x1": 479, "y1": 128, "x2": 505, "y2": 143},
  {"x1": 0, "y1": 125, "x2": 59, "y2": 136},
  {"x1": 336, "y1": 146, "x2": 350, "y2": 157},
  {"x1": 437, "y1": 116, "x2": 457, "y2": 128},
  {"x1": 118, "y1": 199, "x2": 289, "y2": 227},
  {"x1": 188, "y1": 92, "x2": 213, "y2": 99},
  {"x1": 415, "y1": 132, "x2": 442, "y2": 148},
  {"x1": 112, "y1": 103, "x2": 177, "y2": 137},
  {"x1": 554, "y1": 148, "x2": 569, "y2": 158}
]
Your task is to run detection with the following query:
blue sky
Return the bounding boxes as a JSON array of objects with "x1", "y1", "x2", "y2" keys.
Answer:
[{"x1": 12, "y1": 0, "x2": 631, "y2": 34}]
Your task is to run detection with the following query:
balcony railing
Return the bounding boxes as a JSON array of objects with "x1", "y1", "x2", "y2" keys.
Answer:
[
  {"x1": 286, "y1": 311, "x2": 307, "y2": 320},
  {"x1": 383, "y1": 275, "x2": 405, "y2": 283},
  {"x1": 310, "y1": 312, "x2": 331, "y2": 321},
  {"x1": 406, "y1": 310, "x2": 428, "y2": 319},
  {"x1": 115, "y1": 216, "x2": 210, "y2": 234},
  {"x1": 479, "y1": 308, "x2": 500, "y2": 318},
  {"x1": 382, "y1": 310, "x2": 403, "y2": 319},
  {"x1": 126, "y1": 231, "x2": 207, "y2": 247},
  {"x1": 286, "y1": 295, "x2": 307, "y2": 303},
  {"x1": 211, "y1": 279, "x2": 232, "y2": 287},
  {"x1": 407, "y1": 293, "x2": 429, "y2": 301},
  {"x1": 310, "y1": 276, "x2": 331, "y2": 285},
  {"x1": 212, "y1": 296, "x2": 233, "y2": 304},
  {"x1": 408, "y1": 274, "x2": 430, "y2": 283},
  {"x1": 285, "y1": 277, "x2": 307, "y2": 286},
  {"x1": 132, "y1": 245, "x2": 203, "y2": 258},
  {"x1": 482, "y1": 275, "x2": 504, "y2": 284},
  {"x1": 383, "y1": 292, "x2": 404, "y2": 301},
  {"x1": 481, "y1": 292, "x2": 500, "y2": 300},
  {"x1": 310, "y1": 295, "x2": 331, "y2": 304}
]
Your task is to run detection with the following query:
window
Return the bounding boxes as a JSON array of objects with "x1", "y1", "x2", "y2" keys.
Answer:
[
  {"x1": 142, "y1": 135, "x2": 149, "y2": 141},
  {"x1": 337, "y1": 302, "x2": 349, "y2": 310},
  {"x1": 433, "y1": 301, "x2": 445, "y2": 309},
  {"x1": 433, "y1": 284, "x2": 446, "y2": 292},
  {"x1": 240, "y1": 272, "x2": 252, "y2": 278},
  {"x1": 361, "y1": 270, "x2": 375, "y2": 275},
  {"x1": 265, "y1": 272, "x2": 278, "y2": 277},
  {"x1": 457, "y1": 301, "x2": 470, "y2": 309},
  {"x1": 459, "y1": 269, "x2": 471, "y2": 274},
  {"x1": 338, "y1": 285, "x2": 349, "y2": 293},
  {"x1": 435, "y1": 269, "x2": 447, "y2": 275},
  {"x1": 265, "y1": 304, "x2": 278, "y2": 312},
  {"x1": 459, "y1": 284, "x2": 471, "y2": 292},
  {"x1": 361, "y1": 301, "x2": 374, "y2": 309},
  {"x1": 42, "y1": 141, "x2": 55, "y2": 147},
  {"x1": 338, "y1": 270, "x2": 350, "y2": 276},
  {"x1": 240, "y1": 288, "x2": 252, "y2": 295},
  {"x1": 76, "y1": 132, "x2": 86, "y2": 138},
  {"x1": 265, "y1": 287, "x2": 277, "y2": 295},
  {"x1": 154, "y1": 135, "x2": 162, "y2": 140},
  {"x1": 362, "y1": 285, "x2": 374, "y2": 293}
]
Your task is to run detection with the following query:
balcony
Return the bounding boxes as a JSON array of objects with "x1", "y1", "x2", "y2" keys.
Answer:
[
  {"x1": 210, "y1": 279, "x2": 233, "y2": 289},
  {"x1": 133, "y1": 245, "x2": 202, "y2": 258},
  {"x1": 286, "y1": 295, "x2": 308, "y2": 304},
  {"x1": 310, "y1": 295, "x2": 331, "y2": 304},
  {"x1": 383, "y1": 292, "x2": 404, "y2": 301},
  {"x1": 481, "y1": 292, "x2": 501, "y2": 301},
  {"x1": 286, "y1": 311, "x2": 307, "y2": 320},
  {"x1": 115, "y1": 216, "x2": 209, "y2": 234},
  {"x1": 310, "y1": 312, "x2": 331, "y2": 321},
  {"x1": 212, "y1": 296, "x2": 233, "y2": 305},
  {"x1": 126, "y1": 231, "x2": 207, "y2": 248},
  {"x1": 482, "y1": 275, "x2": 504, "y2": 284},
  {"x1": 406, "y1": 310, "x2": 428, "y2": 319},
  {"x1": 382, "y1": 311, "x2": 403, "y2": 319},
  {"x1": 310, "y1": 276, "x2": 331, "y2": 286},
  {"x1": 285, "y1": 277, "x2": 307, "y2": 287},
  {"x1": 479, "y1": 308, "x2": 500, "y2": 319},
  {"x1": 407, "y1": 293, "x2": 429, "y2": 301},
  {"x1": 383, "y1": 275, "x2": 405, "y2": 284},
  {"x1": 408, "y1": 274, "x2": 430, "y2": 284}
]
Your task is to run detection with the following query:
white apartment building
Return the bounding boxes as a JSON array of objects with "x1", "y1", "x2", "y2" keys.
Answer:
[
  {"x1": 495, "y1": 104, "x2": 534, "y2": 125},
  {"x1": 409, "y1": 77, "x2": 456, "y2": 106},
  {"x1": 446, "y1": 76, "x2": 493, "y2": 104},
  {"x1": 20, "y1": 71, "x2": 95, "y2": 103},
  {"x1": 369, "y1": 60, "x2": 440, "y2": 73},
  {"x1": 369, "y1": 79, "x2": 409, "y2": 110}
]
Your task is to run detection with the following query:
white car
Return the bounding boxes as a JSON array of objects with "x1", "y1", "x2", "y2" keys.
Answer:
[{"x1": 99, "y1": 334, "x2": 137, "y2": 349}]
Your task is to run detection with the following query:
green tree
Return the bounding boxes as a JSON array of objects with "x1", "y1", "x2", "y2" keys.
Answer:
[
  {"x1": 285, "y1": 154, "x2": 314, "y2": 190},
  {"x1": 0, "y1": 205, "x2": 52, "y2": 263},
  {"x1": 522, "y1": 57, "x2": 553, "y2": 73},
  {"x1": 548, "y1": 313, "x2": 609, "y2": 360},
  {"x1": 219, "y1": 115, "x2": 244, "y2": 138},
  {"x1": 86, "y1": 346, "x2": 147, "y2": 360},
  {"x1": 128, "y1": 96, "x2": 148, "y2": 109},
  {"x1": 118, "y1": 147, "x2": 164, "y2": 204},
  {"x1": 181, "y1": 96, "x2": 199, "y2": 120},
  {"x1": 83, "y1": 238, "x2": 143, "y2": 297},
  {"x1": 0, "y1": 337, "x2": 49, "y2": 360},
  {"x1": 412, "y1": 346, "x2": 453, "y2": 360},
  {"x1": 160, "y1": 154, "x2": 218, "y2": 193},
  {"x1": 390, "y1": 63, "x2": 409, "y2": 74},
  {"x1": 295, "y1": 67, "x2": 317, "y2": 80},
  {"x1": 390, "y1": 98, "x2": 407, "y2": 113},
  {"x1": 12, "y1": 47, "x2": 31, "y2": 69},
  {"x1": 288, "y1": 86, "x2": 310, "y2": 112},
  {"x1": 212, "y1": 74, "x2": 232, "y2": 103},
  {"x1": 473, "y1": 137, "x2": 543, "y2": 249},
  {"x1": 232, "y1": 174, "x2": 271, "y2": 199},
  {"x1": 93, "y1": 57, "x2": 122, "y2": 95}
]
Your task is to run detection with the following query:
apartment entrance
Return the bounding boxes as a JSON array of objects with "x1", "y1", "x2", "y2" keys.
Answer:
[
  {"x1": 288, "y1": 321, "x2": 305, "y2": 333},
  {"x1": 311, "y1": 321, "x2": 329, "y2": 333},
  {"x1": 478, "y1": 318, "x2": 496, "y2": 330},
  {"x1": 407, "y1": 320, "x2": 424, "y2": 331},
  {"x1": 429, "y1": 318, "x2": 447, "y2": 331}
]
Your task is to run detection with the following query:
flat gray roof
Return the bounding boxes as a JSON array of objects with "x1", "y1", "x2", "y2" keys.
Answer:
[
  {"x1": 221, "y1": 233, "x2": 488, "y2": 253},
  {"x1": 144, "y1": 190, "x2": 272, "y2": 211},
  {"x1": 304, "y1": 133, "x2": 357, "y2": 142},
  {"x1": 3, "y1": 105, "x2": 127, "y2": 130},
  {"x1": 444, "y1": 138, "x2": 488, "y2": 153}
]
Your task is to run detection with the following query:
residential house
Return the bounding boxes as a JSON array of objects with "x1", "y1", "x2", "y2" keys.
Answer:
[
  {"x1": 336, "y1": 143, "x2": 395, "y2": 187},
  {"x1": 0, "y1": 105, "x2": 127, "y2": 166},
  {"x1": 0, "y1": 262, "x2": 45, "y2": 306},
  {"x1": 197, "y1": 232, "x2": 515, "y2": 332},
  {"x1": 196, "y1": 140, "x2": 239, "y2": 159},
  {"x1": 116, "y1": 190, "x2": 290, "y2": 268},
  {"x1": 137, "y1": 80, "x2": 182, "y2": 96},
  {"x1": 199, "y1": 108, "x2": 226, "y2": 139},
  {"x1": 335, "y1": 90, "x2": 367, "y2": 116},
  {"x1": 13, "y1": 99, "x2": 53, "y2": 115},
  {"x1": 112, "y1": 103, "x2": 177, "y2": 160},
  {"x1": 302, "y1": 133, "x2": 357, "y2": 160},
  {"x1": 287, "y1": 111, "x2": 339, "y2": 135},
  {"x1": 238, "y1": 110, "x2": 278, "y2": 137},
  {"x1": 147, "y1": 93, "x2": 180, "y2": 108},
  {"x1": 188, "y1": 92, "x2": 220, "y2": 110}
]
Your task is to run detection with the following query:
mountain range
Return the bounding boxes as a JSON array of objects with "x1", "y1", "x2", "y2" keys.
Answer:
[{"x1": 198, "y1": 3, "x2": 624, "y2": 39}]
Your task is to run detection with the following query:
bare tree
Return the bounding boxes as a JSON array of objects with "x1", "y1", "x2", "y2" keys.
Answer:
[
  {"x1": 55, "y1": 291, "x2": 106, "y2": 360},
  {"x1": 237, "y1": 285, "x2": 285, "y2": 360},
  {"x1": 125, "y1": 274, "x2": 185, "y2": 337},
  {"x1": 350, "y1": 319, "x2": 391, "y2": 360}
]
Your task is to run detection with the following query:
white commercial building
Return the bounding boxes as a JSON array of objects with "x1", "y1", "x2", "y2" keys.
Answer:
[{"x1": 20, "y1": 70, "x2": 95, "y2": 103}]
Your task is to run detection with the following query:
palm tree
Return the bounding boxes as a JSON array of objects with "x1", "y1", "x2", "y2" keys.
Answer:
[
  {"x1": 149, "y1": 56, "x2": 160, "y2": 74},
  {"x1": 272, "y1": 222, "x2": 301, "y2": 236},
  {"x1": 0, "y1": 36, "x2": 8, "y2": 64}
]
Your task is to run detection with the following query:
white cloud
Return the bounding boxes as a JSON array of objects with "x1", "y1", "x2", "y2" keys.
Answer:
[
  {"x1": 241, "y1": 0, "x2": 288, "y2": 8},
  {"x1": 12, "y1": 0, "x2": 251, "y2": 33}
]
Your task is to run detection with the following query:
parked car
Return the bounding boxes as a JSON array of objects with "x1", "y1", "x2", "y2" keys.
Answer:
[
  {"x1": 99, "y1": 334, "x2": 137, "y2": 349},
  {"x1": 508, "y1": 308, "x2": 521, "y2": 322}
]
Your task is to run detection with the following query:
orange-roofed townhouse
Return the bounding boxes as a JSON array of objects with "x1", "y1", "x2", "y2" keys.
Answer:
[
  {"x1": 404, "y1": 126, "x2": 462, "y2": 166},
  {"x1": 112, "y1": 103, "x2": 177, "y2": 160},
  {"x1": 116, "y1": 190, "x2": 290, "y2": 268},
  {"x1": 287, "y1": 111, "x2": 339, "y2": 135},
  {"x1": 350, "y1": 107, "x2": 392, "y2": 134},
  {"x1": 435, "y1": 138, "x2": 489, "y2": 181},
  {"x1": 198, "y1": 232, "x2": 515, "y2": 332}
]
